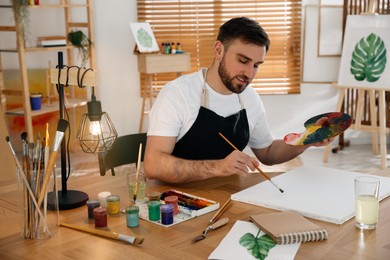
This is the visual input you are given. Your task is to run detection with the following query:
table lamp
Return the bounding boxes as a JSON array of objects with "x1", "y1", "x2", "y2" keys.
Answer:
[
  {"x1": 76, "y1": 87, "x2": 117, "y2": 153},
  {"x1": 47, "y1": 51, "x2": 117, "y2": 210}
]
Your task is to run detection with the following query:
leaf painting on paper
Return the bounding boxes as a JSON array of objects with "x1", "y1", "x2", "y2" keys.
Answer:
[
  {"x1": 239, "y1": 230, "x2": 276, "y2": 260},
  {"x1": 350, "y1": 32, "x2": 387, "y2": 82},
  {"x1": 284, "y1": 112, "x2": 352, "y2": 146},
  {"x1": 136, "y1": 28, "x2": 153, "y2": 48}
]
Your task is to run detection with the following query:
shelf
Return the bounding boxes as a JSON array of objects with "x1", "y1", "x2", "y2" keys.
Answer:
[
  {"x1": 0, "y1": 0, "x2": 94, "y2": 143},
  {"x1": 137, "y1": 53, "x2": 191, "y2": 74},
  {"x1": 5, "y1": 98, "x2": 87, "y2": 116},
  {"x1": 0, "y1": 45, "x2": 76, "y2": 53},
  {"x1": 27, "y1": 4, "x2": 88, "y2": 9}
]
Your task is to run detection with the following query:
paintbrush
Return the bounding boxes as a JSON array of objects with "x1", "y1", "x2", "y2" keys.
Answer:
[
  {"x1": 218, "y1": 132, "x2": 284, "y2": 193},
  {"x1": 133, "y1": 143, "x2": 143, "y2": 202},
  {"x1": 5, "y1": 136, "x2": 51, "y2": 237},
  {"x1": 60, "y1": 223, "x2": 144, "y2": 245},
  {"x1": 37, "y1": 119, "x2": 69, "y2": 208},
  {"x1": 209, "y1": 198, "x2": 232, "y2": 224},
  {"x1": 44, "y1": 123, "x2": 49, "y2": 171}
]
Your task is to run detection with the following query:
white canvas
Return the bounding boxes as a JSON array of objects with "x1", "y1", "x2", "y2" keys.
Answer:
[
  {"x1": 338, "y1": 15, "x2": 390, "y2": 89},
  {"x1": 232, "y1": 165, "x2": 390, "y2": 224}
]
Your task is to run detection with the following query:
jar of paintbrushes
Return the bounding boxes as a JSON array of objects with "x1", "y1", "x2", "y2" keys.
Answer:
[
  {"x1": 16, "y1": 167, "x2": 59, "y2": 239},
  {"x1": 9, "y1": 130, "x2": 60, "y2": 239},
  {"x1": 6, "y1": 122, "x2": 68, "y2": 239}
]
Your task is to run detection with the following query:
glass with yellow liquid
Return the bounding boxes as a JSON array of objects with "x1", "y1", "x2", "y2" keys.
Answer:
[
  {"x1": 127, "y1": 163, "x2": 147, "y2": 204},
  {"x1": 354, "y1": 176, "x2": 380, "y2": 230}
]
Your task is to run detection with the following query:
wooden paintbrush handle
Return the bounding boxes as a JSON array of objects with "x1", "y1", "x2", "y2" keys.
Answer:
[
  {"x1": 60, "y1": 223, "x2": 119, "y2": 240},
  {"x1": 37, "y1": 151, "x2": 57, "y2": 208},
  {"x1": 210, "y1": 198, "x2": 231, "y2": 224}
]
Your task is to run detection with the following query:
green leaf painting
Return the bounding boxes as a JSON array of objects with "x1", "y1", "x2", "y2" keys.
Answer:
[
  {"x1": 239, "y1": 231, "x2": 276, "y2": 260},
  {"x1": 137, "y1": 28, "x2": 153, "y2": 48},
  {"x1": 350, "y1": 33, "x2": 387, "y2": 82}
]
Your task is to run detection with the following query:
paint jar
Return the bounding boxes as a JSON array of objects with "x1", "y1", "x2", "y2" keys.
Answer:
[
  {"x1": 147, "y1": 200, "x2": 161, "y2": 221},
  {"x1": 147, "y1": 191, "x2": 161, "y2": 201},
  {"x1": 93, "y1": 207, "x2": 108, "y2": 228},
  {"x1": 126, "y1": 206, "x2": 140, "y2": 227},
  {"x1": 160, "y1": 204, "x2": 174, "y2": 225},
  {"x1": 86, "y1": 199, "x2": 101, "y2": 219},
  {"x1": 106, "y1": 195, "x2": 120, "y2": 215},
  {"x1": 164, "y1": 195, "x2": 179, "y2": 215},
  {"x1": 97, "y1": 191, "x2": 111, "y2": 208}
]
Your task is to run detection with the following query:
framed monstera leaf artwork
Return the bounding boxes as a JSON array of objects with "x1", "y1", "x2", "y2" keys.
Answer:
[
  {"x1": 338, "y1": 15, "x2": 390, "y2": 89},
  {"x1": 130, "y1": 22, "x2": 160, "y2": 53}
]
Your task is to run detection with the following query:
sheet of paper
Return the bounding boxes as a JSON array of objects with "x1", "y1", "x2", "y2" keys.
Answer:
[
  {"x1": 232, "y1": 165, "x2": 390, "y2": 224},
  {"x1": 208, "y1": 220, "x2": 300, "y2": 260}
]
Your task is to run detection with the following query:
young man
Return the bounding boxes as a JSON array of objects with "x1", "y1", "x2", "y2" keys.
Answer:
[{"x1": 145, "y1": 17, "x2": 330, "y2": 183}]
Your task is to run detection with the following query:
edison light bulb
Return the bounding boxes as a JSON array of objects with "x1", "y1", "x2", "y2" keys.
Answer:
[{"x1": 89, "y1": 120, "x2": 102, "y2": 136}]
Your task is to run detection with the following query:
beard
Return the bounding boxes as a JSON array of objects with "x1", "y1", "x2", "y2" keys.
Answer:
[{"x1": 218, "y1": 56, "x2": 250, "y2": 94}]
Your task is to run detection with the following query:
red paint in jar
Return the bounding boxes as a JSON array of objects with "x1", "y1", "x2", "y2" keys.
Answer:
[{"x1": 93, "y1": 207, "x2": 108, "y2": 227}]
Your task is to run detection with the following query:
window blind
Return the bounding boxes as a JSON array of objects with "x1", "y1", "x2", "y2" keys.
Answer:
[{"x1": 137, "y1": 0, "x2": 302, "y2": 95}]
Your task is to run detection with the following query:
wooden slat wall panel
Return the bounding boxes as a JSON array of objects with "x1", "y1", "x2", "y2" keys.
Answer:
[{"x1": 137, "y1": 0, "x2": 302, "y2": 95}]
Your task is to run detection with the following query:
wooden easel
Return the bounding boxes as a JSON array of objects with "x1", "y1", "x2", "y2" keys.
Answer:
[{"x1": 323, "y1": 84, "x2": 388, "y2": 169}]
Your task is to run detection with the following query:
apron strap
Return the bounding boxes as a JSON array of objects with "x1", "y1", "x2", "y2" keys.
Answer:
[{"x1": 201, "y1": 68, "x2": 244, "y2": 109}]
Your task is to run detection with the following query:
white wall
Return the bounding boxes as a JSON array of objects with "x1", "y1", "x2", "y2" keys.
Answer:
[
  {"x1": 2, "y1": 0, "x2": 373, "y2": 144},
  {"x1": 93, "y1": 0, "x2": 140, "y2": 136}
]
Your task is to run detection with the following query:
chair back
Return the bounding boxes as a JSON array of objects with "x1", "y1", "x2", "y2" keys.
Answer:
[{"x1": 98, "y1": 133, "x2": 147, "y2": 176}]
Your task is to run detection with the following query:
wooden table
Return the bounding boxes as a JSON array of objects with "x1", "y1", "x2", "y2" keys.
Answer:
[{"x1": 1, "y1": 169, "x2": 390, "y2": 259}]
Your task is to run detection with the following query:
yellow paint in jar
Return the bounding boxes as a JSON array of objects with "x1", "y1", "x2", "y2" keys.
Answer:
[{"x1": 106, "y1": 195, "x2": 120, "y2": 214}]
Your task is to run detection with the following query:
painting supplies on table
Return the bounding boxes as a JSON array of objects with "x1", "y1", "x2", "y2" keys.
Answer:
[
  {"x1": 250, "y1": 211, "x2": 328, "y2": 244},
  {"x1": 208, "y1": 220, "x2": 301, "y2": 260},
  {"x1": 37, "y1": 119, "x2": 69, "y2": 208},
  {"x1": 133, "y1": 143, "x2": 143, "y2": 202},
  {"x1": 60, "y1": 223, "x2": 144, "y2": 245},
  {"x1": 5, "y1": 136, "x2": 51, "y2": 238},
  {"x1": 192, "y1": 217, "x2": 229, "y2": 242},
  {"x1": 136, "y1": 189, "x2": 220, "y2": 227},
  {"x1": 218, "y1": 132, "x2": 284, "y2": 193},
  {"x1": 209, "y1": 198, "x2": 232, "y2": 224},
  {"x1": 232, "y1": 165, "x2": 390, "y2": 225}
]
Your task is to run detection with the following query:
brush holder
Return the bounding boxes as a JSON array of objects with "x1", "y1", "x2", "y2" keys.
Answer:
[{"x1": 17, "y1": 167, "x2": 59, "y2": 239}]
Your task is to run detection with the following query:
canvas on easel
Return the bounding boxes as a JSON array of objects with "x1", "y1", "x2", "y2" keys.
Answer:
[
  {"x1": 325, "y1": 14, "x2": 390, "y2": 170},
  {"x1": 130, "y1": 22, "x2": 160, "y2": 53},
  {"x1": 338, "y1": 15, "x2": 390, "y2": 89}
]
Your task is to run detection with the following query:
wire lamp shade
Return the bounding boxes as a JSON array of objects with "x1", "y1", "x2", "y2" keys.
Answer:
[{"x1": 76, "y1": 94, "x2": 117, "y2": 153}]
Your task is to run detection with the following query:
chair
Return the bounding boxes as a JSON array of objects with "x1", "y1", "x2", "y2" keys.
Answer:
[{"x1": 98, "y1": 133, "x2": 147, "y2": 176}]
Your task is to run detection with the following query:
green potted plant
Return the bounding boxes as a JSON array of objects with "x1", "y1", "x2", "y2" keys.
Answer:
[{"x1": 68, "y1": 30, "x2": 92, "y2": 66}]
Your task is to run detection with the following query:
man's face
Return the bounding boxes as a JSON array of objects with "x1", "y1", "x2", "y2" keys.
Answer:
[{"x1": 217, "y1": 39, "x2": 266, "y2": 94}]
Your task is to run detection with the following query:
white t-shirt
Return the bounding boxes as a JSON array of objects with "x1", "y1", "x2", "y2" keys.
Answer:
[{"x1": 148, "y1": 69, "x2": 275, "y2": 149}]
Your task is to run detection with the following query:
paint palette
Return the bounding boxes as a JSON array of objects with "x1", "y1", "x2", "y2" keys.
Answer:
[
  {"x1": 284, "y1": 112, "x2": 352, "y2": 146},
  {"x1": 137, "y1": 189, "x2": 220, "y2": 227}
]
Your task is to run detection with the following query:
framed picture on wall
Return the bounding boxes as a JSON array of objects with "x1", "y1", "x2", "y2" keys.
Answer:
[
  {"x1": 301, "y1": 5, "x2": 342, "y2": 83},
  {"x1": 130, "y1": 22, "x2": 160, "y2": 53},
  {"x1": 338, "y1": 15, "x2": 390, "y2": 89}
]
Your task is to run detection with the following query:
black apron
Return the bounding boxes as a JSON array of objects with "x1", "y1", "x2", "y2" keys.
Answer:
[{"x1": 172, "y1": 70, "x2": 250, "y2": 160}]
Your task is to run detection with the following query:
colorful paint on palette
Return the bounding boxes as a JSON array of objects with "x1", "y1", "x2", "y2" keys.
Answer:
[
  {"x1": 284, "y1": 112, "x2": 352, "y2": 146},
  {"x1": 160, "y1": 190, "x2": 214, "y2": 211}
]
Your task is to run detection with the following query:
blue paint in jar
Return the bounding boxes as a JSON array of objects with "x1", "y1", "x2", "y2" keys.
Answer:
[{"x1": 160, "y1": 203, "x2": 174, "y2": 225}]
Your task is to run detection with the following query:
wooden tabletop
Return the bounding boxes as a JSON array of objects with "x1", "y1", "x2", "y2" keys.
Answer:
[{"x1": 0, "y1": 169, "x2": 389, "y2": 259}]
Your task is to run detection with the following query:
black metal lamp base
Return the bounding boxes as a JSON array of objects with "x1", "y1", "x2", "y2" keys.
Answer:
[{"x1": 47, "y1": 190, "x2": 89, "y2": 210}]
